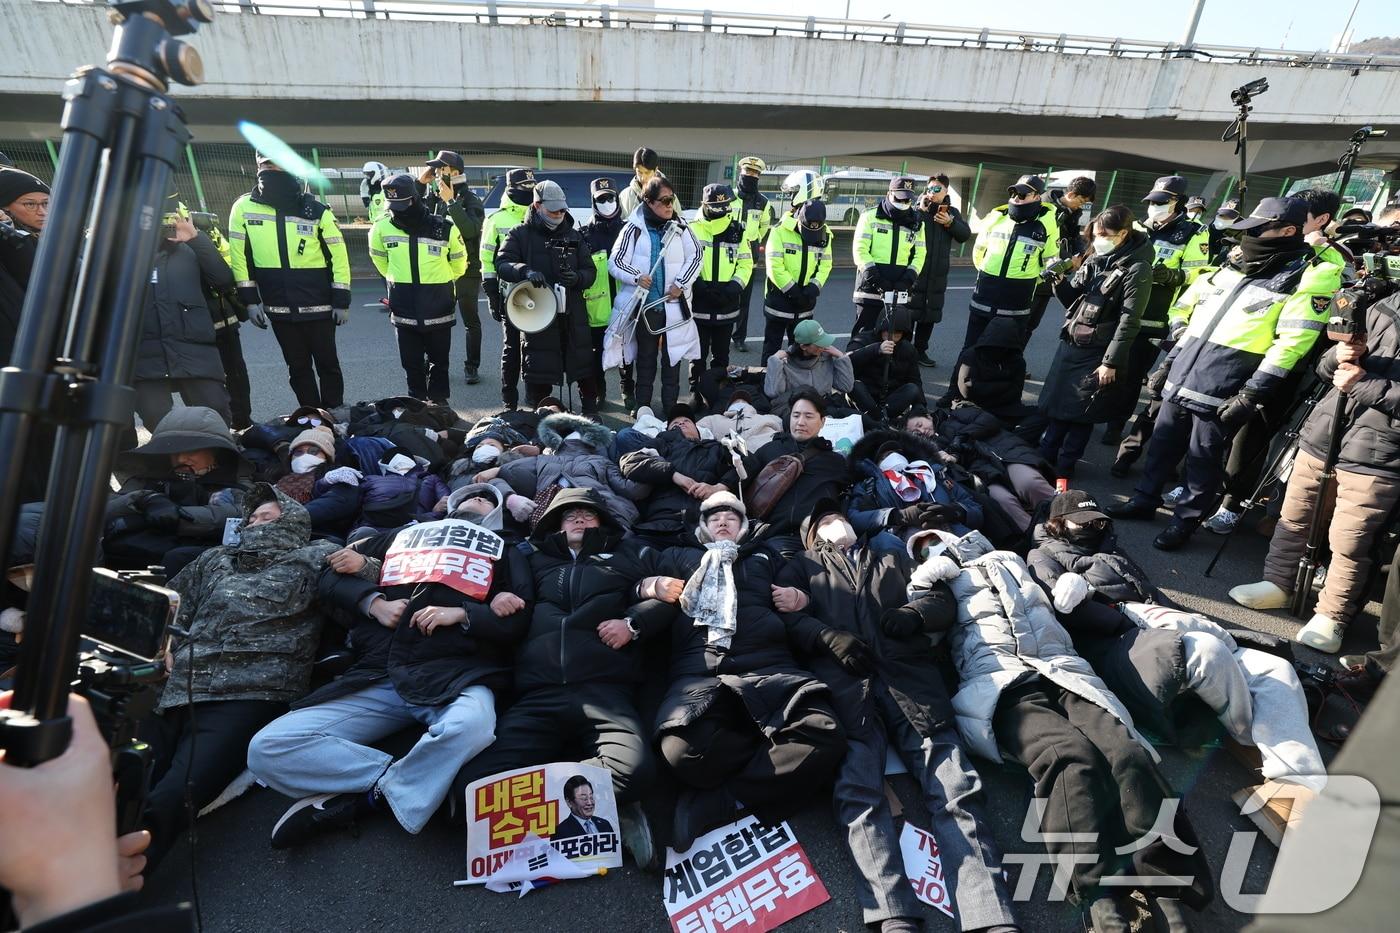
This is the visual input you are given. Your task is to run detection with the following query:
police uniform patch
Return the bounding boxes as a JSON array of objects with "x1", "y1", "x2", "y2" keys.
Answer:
[{"x1": 1312, "y1": 295, "x2": 1331, "y2": 313}]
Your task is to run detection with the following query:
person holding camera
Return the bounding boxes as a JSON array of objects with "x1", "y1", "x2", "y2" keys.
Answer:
[
  {"x1": 1107, "y1": 197, "x2": 1342, "y2": 552},
  {"x1": 132, "y1": 204, "x2": 234, "y2": 430},
  {"x1": 1230, "y1": 257, "x2": 1400, "y2": 652},
  {"x1": 851, "y1": 176, "x2": 926, "y2": 335},
  {"x1": 1105, "y1": 175, "x2": 1212, "y2": 458},
  {"x1": 368, "y1": 174, "x2": 467, "y2": 405},
  {"x1": 906, "y1": 174, "x2": 971, "y2": 367},
  {"x1": 497, "y1": 179, "x2": 599, "y2": 413},
  {"x1": 1038, "y1": 205, "x2": 1153, "y2": 483},
  {"x1": 422, "y1": 150, "x2": 487, "y2": 385}
]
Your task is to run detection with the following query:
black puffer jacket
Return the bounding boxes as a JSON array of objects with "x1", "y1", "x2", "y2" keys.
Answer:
[
  {"x1": 135, "y1": 233, "x2": 232, "y2": 382},
  {"x1": 947, "y1": 317, "x2": 1029, "y2": 418},
  {"x1": 310, "y1": 484, "x2": 529, "y2": 707},
  {"x1": 512, "y1": 488, "x2": 671, "y2": 692},
  {"x1": 1302, "y1": 292, "x2": 1400, "y2": 478},
  {"x1": 641, "y1": 532, "x2": 828, "y2": 734},
  {"x1": 720, "y1": 432, "x2": 847, "y2": 537},
  {"x1": 618, "y1": 428, "x2": 735, "y2": 534},
  {"x1": 935, "y1": 405, "x2": 1053, "y2": 489},
  {"x1": 1024, "y1": 524, "x2": 1194, "y2": 741},
  {"x1": 846, "y1": 306, "x2": 924, "y2": 399},
  {"x1": 1040, "y1": 229, "x2": 1153, "y2": 423},
  {"x1": 788, "y1": 528, "x2": 959, "y2": 737},
  {"x1": 496, "y1": 209, "x2": 597, "y2": 388},
  {"x1": 906, "y1": 202, "x2": 971, "y2": 324}
]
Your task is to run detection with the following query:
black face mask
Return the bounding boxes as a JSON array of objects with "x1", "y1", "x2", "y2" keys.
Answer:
[
  {"x1": 1238, "y1": 229, "x2": 1304, "y2": 274},
  {"x1": 1008, "y1": 201, "x2": 1040, "y2": 223},
  {"x1": 737, "y1": 174, "x2": 758, "y2": 196},
  {"x1": 507, "y1": 187, "x2": 534, "y2": 207},
  {"x1": 256, "y1": 170, "x2": 302, "y2": 211},
  {"x1": 390, "y1": 201, "x2": 429, "y2": 229},
  {"x1": 1061, "y1": 521, "x2": 1109, "y2": 549}
]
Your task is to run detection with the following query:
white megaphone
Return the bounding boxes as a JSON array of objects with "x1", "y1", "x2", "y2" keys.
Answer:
[{"x1": 504, "y1": 280, "x2": 561, "y2": 334}]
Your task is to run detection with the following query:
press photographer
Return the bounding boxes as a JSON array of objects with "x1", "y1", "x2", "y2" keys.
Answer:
[
  {"x1": 0, "y1": 168, "x2": 48, "y2": 364},
  {"x1": 1231, "y1": 204, "x2": 1400, "y2": 653}
]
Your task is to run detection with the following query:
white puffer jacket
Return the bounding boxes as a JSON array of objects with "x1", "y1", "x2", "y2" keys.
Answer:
[
  {"x1": 605, "y1": 207, "x2": 701, "y2": 368},
  {"x1": 909, "y1": 531, "x2": 1156, "y2": 764}
]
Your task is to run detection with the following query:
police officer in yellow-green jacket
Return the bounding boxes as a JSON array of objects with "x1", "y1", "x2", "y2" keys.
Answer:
[
  {"x1": 480, "y1": 167, "x2": 535, "y2": 409},
  {"x1": 369, "y1": 174, "x2": 468, "y2": 404},
  {"x1": 964, "y1": 174, "x2": 1058, "y2": 348},
  {"x1": 733, "y1": 155, "x2": 775, "y2": 353},
  {"x1": 852, "y1": 175, "x2": 926, "y2": 334},
  {"x1": 1106, "y1": 197, "x2": 1342, "y2": 551},
  {"x1": 762, "y1": 197, "x2": 833, "y2": 359},
  {"x1": 580, "y1": 177, "x2": 627, "y2": 403},
  {"x1": 689, "y1": 183, "x2": 754, "y2": 385},
  {"x1": 228, "y1": 153, "x2": 352, "y2": 408}
]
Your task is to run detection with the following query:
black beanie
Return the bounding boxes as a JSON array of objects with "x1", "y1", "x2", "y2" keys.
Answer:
[
  {"x1": 0, "y1": 169, "x2": 50, "y2": 208},
  {"x1": 666, "y1": 402, "x2": 696, "y2": 424}
]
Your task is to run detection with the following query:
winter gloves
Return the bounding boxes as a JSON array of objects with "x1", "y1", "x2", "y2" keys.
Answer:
[
  {"x1": 818, "y1": 627, "x2": 875, "y2": 675},
  {"x1": 1051, "y1": 572, "x2": 1094, "y2": 613}
]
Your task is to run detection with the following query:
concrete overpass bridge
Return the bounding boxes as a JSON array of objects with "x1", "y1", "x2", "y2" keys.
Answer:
[{"x1": 4, "y1": 0, "x2": 1400, "y2": 216}]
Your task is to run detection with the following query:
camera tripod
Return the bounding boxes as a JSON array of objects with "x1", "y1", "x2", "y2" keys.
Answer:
[
  {"x1": 1222, "y1": 78, "x2": 1269, "y2": 208},
  {"x1": 0, "y1": 0, "x2": 211, "y2": 767}
]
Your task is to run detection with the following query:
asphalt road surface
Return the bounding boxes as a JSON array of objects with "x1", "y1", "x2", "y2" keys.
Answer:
[{"x1": 144, "y1": 267, "x2": 1363, "y2": 931}]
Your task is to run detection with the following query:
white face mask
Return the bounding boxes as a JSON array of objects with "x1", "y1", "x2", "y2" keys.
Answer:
[
  {"x1": 1213, "y1": 218, "x2": 1230, "y2": 230},
  {"x1": 594, "y1": 200, "x2": 618, "y2": 218},
  {"x1": 471, "y1": 445, "x2": 501, "y2": 466},
  {"x1": 290, "y1": 452, "x2": 325, "y2": 474},
  {"x1": 889, "y1": 198, "x2": 912, "y2": 211},
  {"x1": 1092, "y1": 235, "x2": 1117, "y2": 256},
  {"x1": 382, "y1": 454, "x2": 415, "y2": 475},
  {"x1": 1187, "y1": 212, "x2": 1204, "y2": 223},
  {"x1": 1146, "y1": 203, "x2": 1172, "y2": 224},
  {"x1": 816, "y1": 519, "x2": 856, "y2": 549}
]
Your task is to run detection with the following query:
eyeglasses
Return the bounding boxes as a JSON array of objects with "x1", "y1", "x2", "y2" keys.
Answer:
[
  {"x1": 562, "y1": 509, "x2": 599, "y2": 523},
  {"x1": 648, "y1": 195, "x2": 676, "y2": 207},
  {"x1": 14, "y1": 200, "x2": 48, "y2": 212}
]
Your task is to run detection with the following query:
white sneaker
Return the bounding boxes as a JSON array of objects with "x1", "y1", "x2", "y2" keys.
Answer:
[
  {"x1": 1163, "y1": 485, "x2": 1187, "y2": 507},
  {"x1": 1295, "y1": 613, "x2": 1345, "y2": 654},
  {"x1": 1229, "y1": 580, "x2": 1290, "y2": 610},
  {"x1": 1203, "y1": 506, "x2": 1241, "y2": 535}
]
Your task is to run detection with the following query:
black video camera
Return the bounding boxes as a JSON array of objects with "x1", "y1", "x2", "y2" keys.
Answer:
[
  {"x1": 1231, "y1": 77, "x2": 1269, "y2": 105},
  {"x1": 188, "y1": 210, "x2": 220, "y2": 233}
]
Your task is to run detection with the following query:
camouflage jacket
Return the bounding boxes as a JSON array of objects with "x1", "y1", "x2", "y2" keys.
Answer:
[{"x1": 157, "y1": 484, "x2": 370, "y2": 710}]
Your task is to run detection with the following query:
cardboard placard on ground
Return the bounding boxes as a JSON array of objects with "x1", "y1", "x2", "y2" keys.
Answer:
[{"x1": 662, "y1": 815, "x2": 830, "y2": 932}]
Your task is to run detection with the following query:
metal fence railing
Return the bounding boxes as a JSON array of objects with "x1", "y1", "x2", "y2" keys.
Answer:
[{"x1": 36, "y1": 0, "x2": 1400, "y2": 71}]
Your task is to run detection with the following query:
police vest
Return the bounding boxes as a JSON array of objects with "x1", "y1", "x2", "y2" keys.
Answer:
[
  {"x1": 368, "y1": 191, "x2": 388, "y2": 224},
  {"x1": 693, "y1": 214, "x2": 754, "y2": 286},
  {"x1": 739, "y1": 194, "x2": 774, "y2": 245},
  {"x1": 228, "y1": 193, "x2": 351, "y2": 322},
  {"x1": 479, "y1": 202, "x2": 529, "y2": 278},
  {"x1": 369, "y1": 215, "x2": 468, "y2": 329},
  {"x1": 1164, "y1": 258, "x2": 1341, "y2": 411},
  {"x1": 764, "y1": 215, "x2": 833, "y2": 319},
  {"x1": 972, "y1": 205, "x2": 1057, "y2": 281},
  {"x1": 854, "y1": 205, "x2": 925, "y2": 271}
]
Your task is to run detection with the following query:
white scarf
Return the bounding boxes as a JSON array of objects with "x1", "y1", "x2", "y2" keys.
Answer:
[{"x1": 679, "y1": 540, "x2": 740, "y2": 649}]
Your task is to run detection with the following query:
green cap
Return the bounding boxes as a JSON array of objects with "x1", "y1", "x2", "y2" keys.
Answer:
[{"x1": 792, "y1": 319, "x2": 834, "y2": 347}]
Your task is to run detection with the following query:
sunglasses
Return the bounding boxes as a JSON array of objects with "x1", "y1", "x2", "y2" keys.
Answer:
[
  {"x1": 594, "y1": 194, "x2": 616, "y2": 203},
  {"x1": 926, "y1": 185, "x2": 945, "y2": 194},
  {"x1": 648, "y1": 195, "x2": 676, "y2": 207}
]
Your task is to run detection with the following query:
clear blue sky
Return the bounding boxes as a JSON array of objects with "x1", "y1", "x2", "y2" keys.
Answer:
[{"x1": 665, "y1": 0, "x2": 1399, "y2": 51}]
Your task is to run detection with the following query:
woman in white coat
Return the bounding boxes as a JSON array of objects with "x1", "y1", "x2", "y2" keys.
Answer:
[{"x1": 605, "y1": 175, "x2": 701, "y2": 415}]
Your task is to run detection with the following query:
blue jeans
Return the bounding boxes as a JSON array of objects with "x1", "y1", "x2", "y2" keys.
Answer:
[{"x1": 248, "y1": 680, "x2": 496, "y2": 833}]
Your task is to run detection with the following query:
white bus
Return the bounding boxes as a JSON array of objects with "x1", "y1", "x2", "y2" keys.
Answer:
[{"x1": 821, "y1": 169, "x2": 931, "y2": 228}]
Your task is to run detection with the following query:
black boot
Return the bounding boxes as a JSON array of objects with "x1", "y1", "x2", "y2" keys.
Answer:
[
  {"x1": 1105, "y1": 498, "x2": 1159, "y2": 520},
  {"x1": 1154, "y1": 521, "x2": 1198, "y2": 551}
]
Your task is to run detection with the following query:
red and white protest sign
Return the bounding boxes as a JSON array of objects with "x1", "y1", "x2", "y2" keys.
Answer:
[
  {"x1": 381, "y1": 518, "x2": 503, "y2": 600},
  {"x1": 899, "y1": 823, "x2": 955, "y2": 919},
  {"x1": 662, "y1": 816, "x2": 829, "y2": 933},
  {"x1": 462, "y1": 762, "x2": 622, "y2": 888}
]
